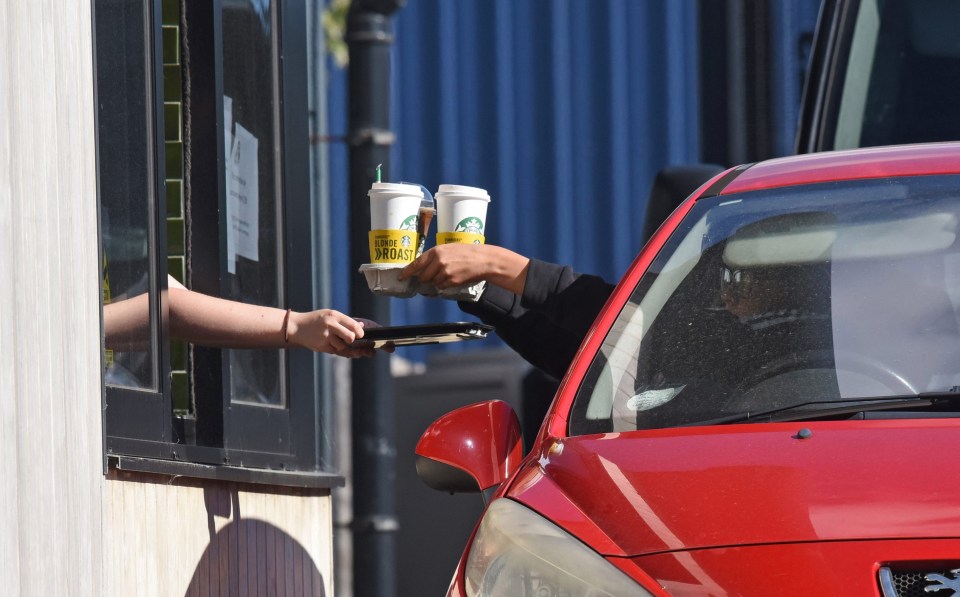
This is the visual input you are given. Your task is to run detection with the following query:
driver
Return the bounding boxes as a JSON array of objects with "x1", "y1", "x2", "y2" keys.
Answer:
[
  {"x1": 717, "y1": 259, "x2": 835, "y2": 398},
  {"x1": 719, "y1": 264, "x2": 826, "y2": 329}
]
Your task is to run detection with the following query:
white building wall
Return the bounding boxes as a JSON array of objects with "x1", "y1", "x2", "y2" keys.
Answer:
[
  {"x1": 0, "y1": 1, "x2": 104, "y2": 595},
  {"x1": 102, "y1": 471, "x2": 334, "y2": 596},
  {"x1": 0, "y1": 3, "x2": 336, "y2": 595}
]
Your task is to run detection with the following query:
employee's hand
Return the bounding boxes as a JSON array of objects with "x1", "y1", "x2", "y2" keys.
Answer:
[
  {"x1": 288, "y1": 310, "x2": 387, "y2": 357},
  {"x1": 400, "y1": 243, "x2": 491, "y2": 289},
  {"x1": 400, "y1": 244, "x2": 530, "y2": 295}
]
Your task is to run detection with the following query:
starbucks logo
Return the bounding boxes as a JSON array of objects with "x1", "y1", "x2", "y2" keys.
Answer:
[
  {"x1": 401, "y1": 235, "x2": 412, "y2": 248},
  {"x1": 455, "y1": 216, "x2": 484, "y2": 235},
  {"x1": 399, "y1": 215, "x2": 418, "y2": 231}
]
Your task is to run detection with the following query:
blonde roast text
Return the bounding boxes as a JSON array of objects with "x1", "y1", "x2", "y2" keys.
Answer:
[{"x1": 369, "y1": 229, "x2": 420, "y2": 264}]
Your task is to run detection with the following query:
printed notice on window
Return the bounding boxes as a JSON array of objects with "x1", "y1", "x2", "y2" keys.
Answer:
[
  {"x1": 224, "y1": 95, "x2": 234, "y2": 157},
  {"x1": 224, "y1": 96, "x2": 237, "y2": 273},
  {"x1": 227, "y1": 122, "x2": 260, "y2": 268}
]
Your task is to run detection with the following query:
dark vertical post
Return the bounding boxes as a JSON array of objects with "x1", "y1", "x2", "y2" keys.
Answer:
[
  {"x1": 346, "y1": 1, "x2": 405, "y2": 595},
  {"x1": 181, "y1": 0, "x2": 226, "y2": 447}
]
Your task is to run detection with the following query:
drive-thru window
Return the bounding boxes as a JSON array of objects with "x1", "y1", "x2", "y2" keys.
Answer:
[{"x1": 96, "y1": 0, "x2": 337, "y2": 482}]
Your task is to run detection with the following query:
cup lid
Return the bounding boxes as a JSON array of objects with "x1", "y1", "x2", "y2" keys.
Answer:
[
  {"x1": 368, "y1": 182, "x2": 424, "y2": 197},
  {"x1": 435, "y1": 184, "x2": 490, "y2": 200}
]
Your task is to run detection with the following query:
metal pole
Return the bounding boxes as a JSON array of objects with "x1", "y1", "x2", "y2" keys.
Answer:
[{"x1": 346, "y1": 1, "x2": 404, "y2": 595}]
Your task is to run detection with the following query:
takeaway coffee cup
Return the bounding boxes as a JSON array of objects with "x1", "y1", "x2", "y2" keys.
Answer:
[
  {"x1": 368, "y1": 182, "x2": 423, "y2": 264},
  {"x1": 434, "y1": 184, "x2": 490, "y2": 245}
]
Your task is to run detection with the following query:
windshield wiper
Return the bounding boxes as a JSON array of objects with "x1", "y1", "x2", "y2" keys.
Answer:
[{"x1": 684, "y1": 391, "x2": 960, "y2": 426}]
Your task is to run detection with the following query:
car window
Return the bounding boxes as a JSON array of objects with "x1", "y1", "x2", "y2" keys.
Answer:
[
  {"x1": 569, "y1": 175, "x2": 960, "y2": 435},
  {"x1": 833, "y1": 0, "x2": 960, "y2": 149}
]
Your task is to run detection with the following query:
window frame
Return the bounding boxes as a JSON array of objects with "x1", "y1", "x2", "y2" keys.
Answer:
[
  {"x1": 96, "y1": 0, "x2": 173, "y2": 456},
  {"x1": 96, "y1": 0, "x2": 340, "y2": 487}
]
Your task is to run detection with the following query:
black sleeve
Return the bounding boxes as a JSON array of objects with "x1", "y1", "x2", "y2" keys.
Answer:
[
  {"x1": 458, "y1": 285, "x2": 583, "y2": 380},
  {"x1": 457, "y1": 259, "x2": 616, "y2": 379},
  {"x1": 520, "y1": 259, "x2": 616, "y2": 340}
]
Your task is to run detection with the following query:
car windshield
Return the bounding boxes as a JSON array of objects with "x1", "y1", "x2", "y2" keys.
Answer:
[{"x1": 569, "y1": 175, "x2": 960, "y2": 435}]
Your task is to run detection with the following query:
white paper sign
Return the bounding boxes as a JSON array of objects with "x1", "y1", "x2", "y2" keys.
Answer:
[
  {"x1": 228, "y1": 123, "x2": 260, "y2": 264},
  {"x1": 224, "y1": 96, "x2": 237, "y2": 273},
  {"x1": 224, "y1": 95, "x2": 234, "y2": 155}
]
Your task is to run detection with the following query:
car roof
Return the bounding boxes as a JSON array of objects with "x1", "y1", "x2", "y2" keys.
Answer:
[{"x1": 716, "y1": 142, "x2": 960, "y2": 196}]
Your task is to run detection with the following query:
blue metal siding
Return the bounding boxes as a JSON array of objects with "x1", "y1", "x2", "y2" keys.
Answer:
[
  {"x1": 324, "y1": 0, "x2": 821, "y2": 361},
  {"x1": 769, "y1": 0, "x2": 824, "y2": 156}
]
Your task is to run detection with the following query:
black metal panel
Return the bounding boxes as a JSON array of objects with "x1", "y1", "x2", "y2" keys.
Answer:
[
  {"x1": 96, "y1": 0, "x2": 173, "y2": 451},
  {"x1": 110, "y1": 455, "x2": 344, "y2": 489},
  {"x1": 221, "y1": 0, "x2": 318, "y2": 469},
  {"x1": 795, "y1": 0, "x2": 846, "y2": 154},
  {"x1": 699, "y1": 0, "x2": 731, "y2": 167},
  {"x1": 277, "y1": 0, "x2": 323, "y2": 470},
  {"x1": 104, "y1": 387, "x2": 166, "y2": 443},
  {"x1": 181, "y1": 0, "x2": 227, "y2": 447}
]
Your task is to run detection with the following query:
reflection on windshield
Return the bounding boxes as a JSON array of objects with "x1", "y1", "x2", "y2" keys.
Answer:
[{"x1": 570, "y1": 176, "x2": 960, "y2": 434}]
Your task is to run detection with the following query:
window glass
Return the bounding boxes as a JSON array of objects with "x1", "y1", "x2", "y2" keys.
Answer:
[
  {"x1": 221, "y1": 0, "x2": 286, "y2": 406},
  {"x1": 570, "y1": 176, "x2": 960, "y2": 435},
  {"x1": 96, "y1": 0, "x2": 330, "y2": 476},
  {"x1": 97, "y1": 0, "x2": 159, "y2": 391},
  {"x1": 832, "y1": 0, "x2": 879, "y2": 149},
  {"x1": 834, "y1": 0, "x2": 960, "y2": 149}
]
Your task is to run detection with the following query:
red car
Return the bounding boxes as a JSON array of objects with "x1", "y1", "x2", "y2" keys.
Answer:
[{"x1": 417, "y1": 142, "x2": 960, "y2": 596}]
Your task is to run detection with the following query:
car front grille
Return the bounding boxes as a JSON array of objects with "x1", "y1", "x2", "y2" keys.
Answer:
[{"x1": 879, "y1": 566, "x2": 960, "y2": 597}]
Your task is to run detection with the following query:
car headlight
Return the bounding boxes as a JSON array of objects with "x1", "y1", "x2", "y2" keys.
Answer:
[{"x1": 464, "y1": 498, "x2": 654, "y2": 597}]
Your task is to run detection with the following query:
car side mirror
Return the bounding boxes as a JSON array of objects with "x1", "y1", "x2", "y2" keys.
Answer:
[{"x1": 415, "y1": 400, "x2": 523, "y2": 503}]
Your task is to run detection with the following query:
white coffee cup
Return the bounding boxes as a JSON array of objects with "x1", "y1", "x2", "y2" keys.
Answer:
[
  {"x1": 368, "y1": 182, "x2": 423, "y2": 264},
  {"x1": 434, "y1": 184, "x2": 490, "y2": 244},
  {"x1": 368, "y1": 182, "x2": 424, "y2": 231}
]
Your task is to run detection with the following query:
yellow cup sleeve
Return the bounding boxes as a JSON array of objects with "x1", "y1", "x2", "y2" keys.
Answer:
[
  {"x1": 436, "y1": 232, "x2": 485, "y2": 245},
  {"x1": 369, "y1": 229, "x2": 420, "y2": 263}
]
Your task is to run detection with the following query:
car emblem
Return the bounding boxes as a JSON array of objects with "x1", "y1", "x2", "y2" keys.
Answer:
[
  {"x1": 879, "y1": 567, "x2": 960, "y2": 596},
  {"x1": 925, "y1": 569, "x2": 960, "y2": 593}
]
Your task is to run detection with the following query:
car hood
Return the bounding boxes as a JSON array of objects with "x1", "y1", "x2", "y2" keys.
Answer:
[
  {"x1": 507, "y1": 419, "x2": 960, "y2": 557},
  {"x1": 630, "y1": 538, "x2": 960, "y2": 595}
]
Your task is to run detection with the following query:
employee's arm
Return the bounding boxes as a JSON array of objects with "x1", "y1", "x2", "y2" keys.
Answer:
[
  {"x1": 105, "y1": 275, "x2": 378, "y2": 358},
  {"x1": 168, "y1": 285, "x2": 375, "y2": 357}
]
